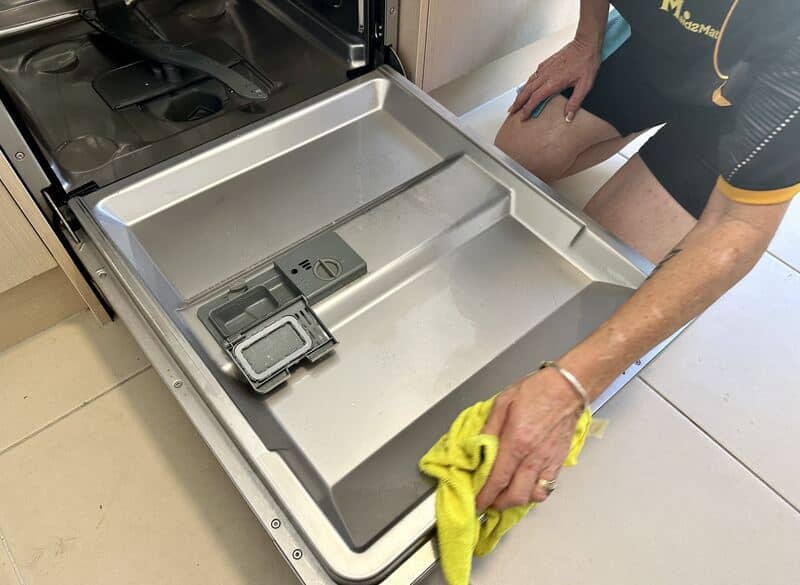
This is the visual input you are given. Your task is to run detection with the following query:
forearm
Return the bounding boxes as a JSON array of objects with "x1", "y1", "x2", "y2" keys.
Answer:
[
  {"x1": 559, "y1": 194, "x2": 787, "y2": 400},
  {"x1": 576, "y1": 0, "x2": 610, "y2": 48}
]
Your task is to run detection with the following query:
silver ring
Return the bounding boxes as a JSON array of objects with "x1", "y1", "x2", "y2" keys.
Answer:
[{"x1": 537, "y1": 478, "x2": 557, "y2": 495}]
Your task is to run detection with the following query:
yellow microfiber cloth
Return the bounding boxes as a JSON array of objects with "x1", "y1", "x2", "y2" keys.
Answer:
[{"x1": 419, "y1": 396, "x2": 593, "y2": 585}]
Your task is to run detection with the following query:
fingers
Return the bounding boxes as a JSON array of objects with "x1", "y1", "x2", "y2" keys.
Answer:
[
  {"x1": 476, "y1": 391, "x2": 515, "y2": 510},
  {"x1": 491, "y1": 453, "x2": 542, "y2": 510},
  {"x1": 508, "y1": 77, "x2": 544, "y2": 114},
  {"x1": 475, "y1": 424, "x2": 528, "y2": 511},
  {"x1": 529, "y1": 463, "x2": 562, "y2": 504},
  {"x1": 520, "y1": 83, "x2": 557, "y2": 119},
  {"x1": 508, "y1": 90, "x2": 528, "y2": 115},
  {"x1": 481, "y1": 390, "x2": 512, "y2": 436},
  {"x1": 482, "y1": 413, "x2": 576, "y2": 510},
  {"x1": 529, "y1": 421, "x2": 572, "y2": 503},
  {"x1": 564, "y1": 77, "x2": 593, "y2": 123}
]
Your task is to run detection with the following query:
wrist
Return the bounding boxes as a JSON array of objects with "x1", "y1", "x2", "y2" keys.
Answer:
[
  {"x1": 535, "y1": 363, "x2": 587, "y2": 416},
  {"x1": 573, "y1": 28, "x2": 604, "y2": 52},
  {"x1": 556, "y1": 348, "x2": 609, "y2": 402}
]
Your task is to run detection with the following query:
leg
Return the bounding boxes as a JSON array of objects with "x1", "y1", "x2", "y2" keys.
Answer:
[
  {"x1": 494, "y1": 95, "x2": 632, "y2": 183},
  {"x1": 563, "y1": 129, "x2": 644, "y2": 177},
  {"x1": 587, "y1": 101, "x2": 730, "y2": 262},
  {"x1": 494, "y1": 37, "x2": 669, "y2": 183},
  {"x1": 584, "y1": 154, "x2": 696, "y2": 263}
]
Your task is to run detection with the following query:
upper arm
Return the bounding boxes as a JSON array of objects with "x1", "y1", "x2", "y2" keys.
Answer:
[{"x1": 716, "y1": 32, "x2": 800, "y2": 209}]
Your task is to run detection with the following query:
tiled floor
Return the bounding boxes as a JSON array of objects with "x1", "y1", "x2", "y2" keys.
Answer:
[
  {"x1": 0, "y1": 314, "x2": 295, "y2": 585},
  {"x1": 1, "y1": 33, "x2": 799, "y2": 585},
  {"x1": 425, "y1": 379, "x2": 800, "y2": 585},
  {"x1": 642, "y1": 255, "x2": 800, "y2": 506},
  {"x1": 770, "y1": 197, "x2": 800, "y2": 270},
  {"x1": 0, "y1": 311, "x2": 147, "y2": 452},
  {"x1": 1, "y1": 535, "x2": 18, "y2": 585}
]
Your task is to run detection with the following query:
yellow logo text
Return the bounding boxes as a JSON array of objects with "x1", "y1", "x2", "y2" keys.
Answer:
[{"x1": 659, "y1": 0, "x2": 720, "y2": 39}]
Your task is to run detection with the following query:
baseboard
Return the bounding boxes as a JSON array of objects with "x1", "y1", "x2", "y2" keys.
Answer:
[{"x1": 0, "y1": 268, "x2": 86, "y2": 353}]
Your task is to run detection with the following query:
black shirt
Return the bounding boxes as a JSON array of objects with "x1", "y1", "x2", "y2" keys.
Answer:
[{"x1": 613, "y1": 0, "x2": 800, "y2": 202}]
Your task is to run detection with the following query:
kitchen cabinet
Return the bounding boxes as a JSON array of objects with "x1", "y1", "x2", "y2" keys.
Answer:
[
  {"x1": 398, "y1": 0, "x2": 577, "y2": 92},
  {"x1": 0, "y1": 152, "x2": 110, "y2": 341},
  {"x1": 0, "y1": 170, "x2": 55, "y2": 294}
]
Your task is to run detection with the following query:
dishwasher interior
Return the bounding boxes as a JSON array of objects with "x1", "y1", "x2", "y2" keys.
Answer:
[{"x1": 0, "y1": 2, "x2": 652, "y2": 583}]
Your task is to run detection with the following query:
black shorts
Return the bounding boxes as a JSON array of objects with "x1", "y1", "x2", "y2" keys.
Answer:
[{"x1": 563, "y1": 38, "x2": 734, "y2": 219}]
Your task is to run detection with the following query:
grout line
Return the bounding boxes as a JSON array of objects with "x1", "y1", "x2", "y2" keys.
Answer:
[
  {"x1": 0, "y1": 524, "x2": 25, "y2": 585},
  {"x1": 0, "y1": 365, "x2": 153, "y2": 458},
  {"x1": 766, "y1": 250, "x2": 800, "y2": 275},
  {"x1": 638, "y1": 377, "x2": 800, "y2": 515},
  {"x1": 0, "y1": 309, "x2": 90, "y2": 361}
]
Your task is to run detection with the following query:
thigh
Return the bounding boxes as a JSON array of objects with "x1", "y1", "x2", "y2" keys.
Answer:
[
  {"x1": 638, "y1": 105, "x2": 729, "y2": 219},
  {"x1": 584, "y1": 154, "x2": 696, "y2": 263},
  {"x1": 495, "y1": 38, "x2": 671, "y2": 183},
  {"x1": 494, "y1": 95, "x2": 622, "y2": 183},
  {"x1": 563, "y1": 130, "x2": 645, "y2": 177},
  {"x1": 583, "y1": 100, "x2": 731, "y2": 262}
]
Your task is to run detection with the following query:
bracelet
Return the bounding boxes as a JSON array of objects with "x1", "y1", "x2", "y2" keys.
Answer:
[{"x1": 539, "y1": 360, "x2": 590, "y2": 412}]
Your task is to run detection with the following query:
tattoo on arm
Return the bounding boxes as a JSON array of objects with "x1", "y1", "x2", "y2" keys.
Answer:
[{"x1": 647, "y1": 247, "x2": 683, "y2": 279}]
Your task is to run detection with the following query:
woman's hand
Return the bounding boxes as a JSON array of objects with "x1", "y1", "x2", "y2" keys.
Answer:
[
  {"x1": 508, "y1": 37, "x2": 602, "y2": 122},
  {"x1": 476, "y1": 367, "x2": 582, "y2": 511}
]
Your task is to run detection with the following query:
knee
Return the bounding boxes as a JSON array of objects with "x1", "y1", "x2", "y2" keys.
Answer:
[
  {"x1": 583, "y1": 191, "x2": 606, "y2": 219},
  {"x1": 493, "y1": 116, "x2": 569, "y2": 183},
  {"x1": 493, "y1": 121, "x2": 521, "y2": 160}
]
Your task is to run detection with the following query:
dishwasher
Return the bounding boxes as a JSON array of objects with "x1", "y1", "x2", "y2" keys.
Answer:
[{"x1": 0, "y1": 1, "x2": 659, "y2": 583}]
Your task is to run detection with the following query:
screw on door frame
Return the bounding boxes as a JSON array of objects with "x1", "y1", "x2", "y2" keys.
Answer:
[
  {"x1": 172, "y1": 379, "x2": 184, "y2": 389},
  {"x1": 95, "y1": 269, "x2": 108, "y2": 279},
  {"x1": 270, "y1": 519, "x2": 281, "y2": 529},
  {"x1": 292, "y1": 549, "x2": 303, "y2": 560},
  {"x1": 14, "y1": 151, "x2": 25, "y2": 160}
]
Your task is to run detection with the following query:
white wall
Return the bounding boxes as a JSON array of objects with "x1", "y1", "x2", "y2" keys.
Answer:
[{"x1": 398, "y1": 0, "x2": 579, "y2": 91}]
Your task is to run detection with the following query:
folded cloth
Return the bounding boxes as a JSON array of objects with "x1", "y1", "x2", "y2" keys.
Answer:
[
  {"x1": 419, "y1": 396, "x2": 592, "y2": 585},
  {"x1": 600, "y1": 9, "x2": 632, "y2": 62}
]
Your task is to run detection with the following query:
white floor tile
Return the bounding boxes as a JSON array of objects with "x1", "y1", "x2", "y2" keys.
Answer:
[
  {"x1": 769, "y1": 197, "x2": 800, "y2": 271},
  {"x1": 0, "y1": 368, "x2": 297, "y2": 585},
  {"x1": 0, "y1": 537, "x2": 18, "y2": 585},
  {"x1": 422, "y1": 378, "x2": 800, "y2": 585},
  {"x1": 0, "y1": 311, "x2": 148, "y2": 452},
  {"x1": 641, "y1": 255, "x2": 800, "y2": 506}
]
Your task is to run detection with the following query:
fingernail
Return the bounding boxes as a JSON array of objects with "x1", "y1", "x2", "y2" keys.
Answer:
[{"x1": 565, "y1": 112, "x2": 575, "y2": 123}]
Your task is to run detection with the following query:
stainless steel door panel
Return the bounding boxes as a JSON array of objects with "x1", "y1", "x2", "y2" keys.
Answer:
[{"x1": 72, "y1": 66, "x2": 654, "y2": 583}]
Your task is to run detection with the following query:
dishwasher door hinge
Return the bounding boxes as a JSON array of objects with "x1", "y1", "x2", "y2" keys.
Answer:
[
  {"x1": 43, "y1": 188, "x2": 82, "y2": 245},
  {"x1": 383, "y1": 0, "x2": 399, "y2": 48}
]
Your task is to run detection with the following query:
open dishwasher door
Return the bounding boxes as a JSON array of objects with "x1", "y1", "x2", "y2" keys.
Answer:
[{"x1": 69, "y1": 66, "x2": 653, "y2": 584}]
